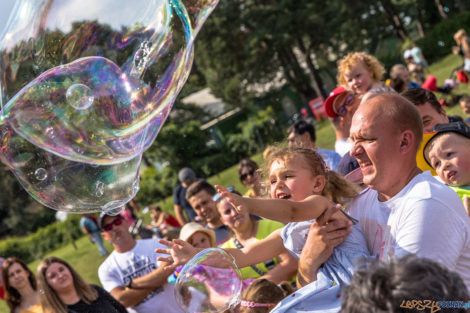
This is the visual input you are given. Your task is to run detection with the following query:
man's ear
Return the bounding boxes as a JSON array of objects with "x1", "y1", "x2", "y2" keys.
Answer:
[{"x1": 400, "y1": 130, "x2": 415, "y2": 154}]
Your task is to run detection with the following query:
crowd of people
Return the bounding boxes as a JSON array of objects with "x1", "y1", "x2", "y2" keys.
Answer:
[{"x1": 2, "y1": 33, "x2": 470, "y2": 313}]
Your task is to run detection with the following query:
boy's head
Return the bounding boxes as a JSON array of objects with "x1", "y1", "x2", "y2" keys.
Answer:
[
  {"x1": 459, "y1": 95, "x2": 470, "y2": 116},
  {"x1": 417, "y1": 122, "x2": 470, "y2": 186}
]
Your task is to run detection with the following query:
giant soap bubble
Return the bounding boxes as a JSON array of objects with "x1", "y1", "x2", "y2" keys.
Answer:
[
  {"x1": 0, "y1": 0, "x2": 218, "y2": 213},
  {"x1": 175, "y1": 248, "x2": 242, "y2": 313}
]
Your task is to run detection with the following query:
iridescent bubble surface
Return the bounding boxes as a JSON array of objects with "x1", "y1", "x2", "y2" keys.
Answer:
[
  {"x1": 0, "y1": 0, "x2": 218, "y2": 213},
  {"x1": 175, "y1": 248, "x2": 242, "y2": 313}
]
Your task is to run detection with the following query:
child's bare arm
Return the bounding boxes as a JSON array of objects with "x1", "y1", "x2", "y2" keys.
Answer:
[
  {"x1": 261, "y1": 249, "x2": 298, "y2": 284},
  {"x1": 225, "y1": 229, "x2": 285, "y2": 268},
  {"x1": 216, "y1": 185, "x2": 339, "y2": 223},
  {"x1": 464, "y1": 196, "x2": 470, "y2": 217}
]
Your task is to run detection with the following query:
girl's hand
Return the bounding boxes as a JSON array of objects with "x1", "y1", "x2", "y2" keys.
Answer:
[
  {"x1": 214, "y1": 185, "x2": 248, "y2": 214},
  {"x1": 155, "y1": 239, "x2": 198, "y2": 270}
]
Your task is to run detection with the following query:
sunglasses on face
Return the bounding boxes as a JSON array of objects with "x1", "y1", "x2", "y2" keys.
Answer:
[
  {"x1": 334, "y1": 93, "x2": 354, "y2": 117},
  {"x1": 102, "y1": 216, "x2": 123, "y2": 231},
  {"x1": 240, "y1": 169, "x2": 255, "y2": 182}
]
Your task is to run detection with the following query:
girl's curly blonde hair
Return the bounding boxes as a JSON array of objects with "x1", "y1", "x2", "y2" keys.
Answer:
[{"x1": 337, "y1": 52, "x2": 385, "y2": 87}]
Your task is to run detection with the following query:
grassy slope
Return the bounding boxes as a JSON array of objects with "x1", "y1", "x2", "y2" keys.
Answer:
[{"x1": 0, "y1": 54, "x2": 467, "y2": 313}]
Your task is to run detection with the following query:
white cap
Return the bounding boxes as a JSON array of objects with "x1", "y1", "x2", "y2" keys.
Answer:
[{"x1": 179, "y1": 222, "x2": 216, "y2": 247}]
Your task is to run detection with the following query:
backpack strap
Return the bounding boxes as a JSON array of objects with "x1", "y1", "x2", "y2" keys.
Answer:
[{"x1": 233, "y1": 237, "x2": 276, "y2": 276}]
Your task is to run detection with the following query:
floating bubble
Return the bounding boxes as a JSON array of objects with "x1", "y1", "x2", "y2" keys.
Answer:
[
  {"x1": 175, "y1": 248, "x2": 242, "y2": 313},
  {"x1": 66, "y1": 84, "x2": 94, "y2": 110},
  {"x1": 34, "y1": 168, "x2": 47, "y2": 181},
  {"x1": 0, "y1": 0, "x2": 219, "y2": 213}
]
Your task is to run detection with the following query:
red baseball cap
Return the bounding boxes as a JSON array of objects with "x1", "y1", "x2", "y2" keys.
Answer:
[
  {"x1": 421, "y1": 75, "x2": 438, "y2": 91},
  {"x1": 323, "y1": 86, "x2": 347, "y2": 118}
]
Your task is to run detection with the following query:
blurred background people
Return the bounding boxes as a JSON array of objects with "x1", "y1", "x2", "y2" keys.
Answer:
[
  {"x1": 174, "y1": 167, "x2": 198, "y2": 225},
  {"x1": 287, "y1": 120, "x2": 341, "y2": 170},
  {"x1": 80, "y1": 214, "x2": 108, "y2": 256},
  {"x1": 146, "y1": 205, "x2": 181, "y2": 239},
  {"x1": 238, "y1": 159, "x2": 267, "y2": 198},
  {"x1": 1, "y1": 257, "x2": 43, "y2": 313}
]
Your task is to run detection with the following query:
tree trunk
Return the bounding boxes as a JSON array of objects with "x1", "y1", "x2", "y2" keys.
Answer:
[
  {"x1": 415, "y1": 0, "x2": 425, "y2": 38},
  {"x1": 435, "y1": 0, "x2": 448, "y2": 19},
  {"x1": 380, "y1": 0, "x2": 409, "y2": 41},
  {"x1": 277, "y1": 47, "x2": 316, "y2": 102},
  {"x1": 296, "y1": 38, "x2": 327, "y2": 99}
]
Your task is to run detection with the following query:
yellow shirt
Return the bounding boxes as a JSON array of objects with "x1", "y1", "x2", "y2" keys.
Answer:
[
  {"x1": 222, "y1": 219, "x2": 284, "y2": 279},
  {"x1": 19, "y1": 304, "x2": 45, "y2": 313}
]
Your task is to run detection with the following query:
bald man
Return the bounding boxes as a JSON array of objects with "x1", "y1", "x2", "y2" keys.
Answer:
[{"x1": 298, "y1": 93, "x2": 470, "y2": 291}]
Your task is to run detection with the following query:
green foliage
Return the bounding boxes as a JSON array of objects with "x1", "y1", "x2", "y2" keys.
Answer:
[
  {"x1": 417, "y1": 11, "x2": 470, "y2": 63},
  {"x1": 0, "y1": 215, "x2": 82, "y2": 263}
]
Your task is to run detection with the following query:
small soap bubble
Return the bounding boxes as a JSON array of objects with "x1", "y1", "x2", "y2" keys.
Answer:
[
  {"x1": 175, "y1": 248, "x2": 242, "y2": 313},
  {"x1": 66, "y1": 84, "x2": 94, "y2": 110},
  {"x1": 95, "y1": 181, "x2": 105, "y2": 197},
  {"x1": 34, "y1": 168, "x2": 47, "y2": 181}
]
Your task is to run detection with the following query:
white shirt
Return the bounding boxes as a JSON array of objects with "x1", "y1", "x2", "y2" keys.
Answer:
[
  {"x1": 98, "y1": 238, "x2": 183, "y2": 313},
  {"x1": 334, "y1": 138, "x2": 352, "y2": 157},
  {"x1": 348, "y1": 172, "x2": 470, "y2": 290}
]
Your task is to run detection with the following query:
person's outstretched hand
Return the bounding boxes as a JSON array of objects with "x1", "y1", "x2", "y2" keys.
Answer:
[
  {"x1": 215, "y1": 185, "x2": 248, "y2": 215},
  {"x1": 155, "y1": 239, "x2": 198, "y2": 270}
]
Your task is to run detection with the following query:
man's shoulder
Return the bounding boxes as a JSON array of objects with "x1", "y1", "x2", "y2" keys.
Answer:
[
  {"x1": 98, "y1": 251, "x2": 118, "y2": 274},
  {"x1": 173, "y1": 183, "x2": 184, "y2": 195},
  {"x1": 404, "y1": 172, "x2": 458, "y2": 201}
]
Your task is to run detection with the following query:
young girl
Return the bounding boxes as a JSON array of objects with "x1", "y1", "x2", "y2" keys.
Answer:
[
  {"x1": 179, "y1": 222, "x2": 215, "y2": 249},
  {"x1": 337, "y1": 52, "x2": 391, "y2": 97},
  {"x1": 157, "y1": 147, "x2": 370, "y2": 302},
  {"x1": 239, "y1": 279, "x2": 294, "y2": 313}
]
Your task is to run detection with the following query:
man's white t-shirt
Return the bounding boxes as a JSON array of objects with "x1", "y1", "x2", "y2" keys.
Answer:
[
  {"x1": 348, "y1": 172, "x2": 470, "y2": 290},
  {"x1": 98, "y1": 238, "x2": 182, "y2": 313},
  {"x1": 334, "y1": 138, "x2": 352, "y2": 157}
]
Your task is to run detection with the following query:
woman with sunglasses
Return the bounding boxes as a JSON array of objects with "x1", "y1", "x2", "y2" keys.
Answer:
[
  {"x1": 37, "y1": 256, "x2": 127, "y2": 313},
  {"x1": 1, "y1": 257, "x2": 43, "y2": 313},
  {"x1": 238, "y1": 159, "x2": 267, "y2": 198}
]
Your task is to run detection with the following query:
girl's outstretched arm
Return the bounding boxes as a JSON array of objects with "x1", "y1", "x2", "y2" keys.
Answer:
[
  {"x1": 224, "y1": 229, "x2": 285, "y2": 268},
  {"x1": 215, "y1": 185, "x2": 340, "y2": 223},
  {"x1": 156, "y1": 230, "x2": 288, "y2": 272}
]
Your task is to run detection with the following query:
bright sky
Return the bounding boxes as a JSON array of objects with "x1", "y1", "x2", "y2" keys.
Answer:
[{"x1": 0, "y1": 0, "x2": 16, "y2": 35}]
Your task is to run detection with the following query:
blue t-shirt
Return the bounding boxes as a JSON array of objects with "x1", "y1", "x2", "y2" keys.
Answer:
[
  {"x1": 409, "y1": 81, "x2": 421, "y2": 89},
  {"x1": 173, "y1": 184, "x2": 197, "y2": 221},
  {"x1": 318, "y1": 148, "x2": 341, "y2": 171},
  {"x1": 80, "y1": 216, "x2": 99, "y2": 234},
  {"x1": 206, "y1": 224, "x2": 230, "y2": 246}
]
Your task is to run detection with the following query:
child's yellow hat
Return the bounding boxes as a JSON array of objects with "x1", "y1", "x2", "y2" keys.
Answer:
[{"x1": 416, "y1": 122, "x2": 470, "y2": 176}]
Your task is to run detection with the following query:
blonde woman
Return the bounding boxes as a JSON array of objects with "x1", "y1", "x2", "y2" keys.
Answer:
[
  {"x1": 37, "y1": 257, "x2": 126, "y2": 313},
  {"x1": 1, "y1": 257, "x2": 43, "y2": 313}
]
